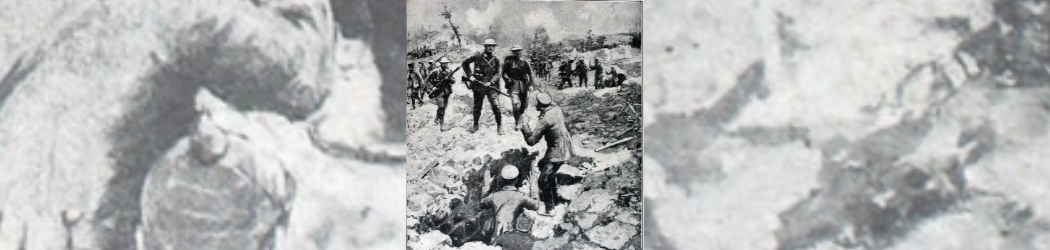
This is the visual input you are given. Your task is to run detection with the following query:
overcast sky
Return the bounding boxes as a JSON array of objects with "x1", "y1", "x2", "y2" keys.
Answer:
[{"x1": 408, "y1": 0, "x2": 641, "y2": 44}]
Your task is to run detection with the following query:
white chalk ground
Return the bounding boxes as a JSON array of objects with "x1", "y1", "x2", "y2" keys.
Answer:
[
  {"x1": 0, "y1": 0, "x2": 404, "y2": 249},
  {"x1": 645, "y1": 0, "x2": 1050, "y2": 249}
]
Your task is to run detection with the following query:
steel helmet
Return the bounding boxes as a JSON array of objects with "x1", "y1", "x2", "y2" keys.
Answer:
[
  {"x1": 483, "y1": 38, "x2": 497, "y2": 46},
  {"x1": 500, "y1": 165, "x2": 519, "y2": 180},
  {"x1": 510, "y1": 45, "x2": 523, "y2": 51},
  {"x1": 438, "y1": 57, "x2": 451, "y2": 63}
]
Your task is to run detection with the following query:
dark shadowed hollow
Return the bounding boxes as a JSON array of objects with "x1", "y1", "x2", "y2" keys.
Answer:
[
  {"x1": 414, "y1": 148, "x2": 539, "y2": 247},
  {"x1": 95, "y1": 19, "x2": 321, "y2": 249},
  {"x1": 331, "y1": 0, "x2": 408, "y2": 142}
]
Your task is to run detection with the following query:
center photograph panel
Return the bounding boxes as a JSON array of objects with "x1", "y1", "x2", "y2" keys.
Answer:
[{"x1": 406, "y1": 1, "x2": 643, "y2": 249}]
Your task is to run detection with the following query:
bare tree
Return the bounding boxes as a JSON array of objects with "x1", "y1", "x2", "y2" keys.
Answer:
[{"x1": 440, "y1": 5, "x2": 463, "y2": 47}]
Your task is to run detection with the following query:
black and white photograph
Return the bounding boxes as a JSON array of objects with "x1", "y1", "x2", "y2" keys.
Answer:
[
  {"x1": 406, "y1": 1, "x2": 642, "y2": 249},
  {"x1": 643, "y1": 0, "x2": 1050, "y2": 249},
  {"x1": 0, "y1": 0, "x2": 406, "y2": 249}
]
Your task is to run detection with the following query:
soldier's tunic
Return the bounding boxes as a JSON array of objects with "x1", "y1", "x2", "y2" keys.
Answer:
[
  {"x1": 591, "y1": 61, "x2": 603, "y2": 89},
  {"x1": 503, "y1": 55, "x2": 533, "y2": 127},
  {"x1": 462, "y1": 52, "x2": 503, "y2": 129},
  {"x1": 521, "y1": 104, "x2": 575, "y2": 210},
  {"x1": 575, "y1": 60, "x2": 588, "y2": 88},
  {"x1": 428, "y1": 66, "x2": 455, "y2": 127},
  {"x1": 428, "y1": 67, "x2": 455, "y2": 109},
  {"x1": 558, "y1": 62, "x2": 572, "y2": 89},
  {"x1": 408, "y1": 70, "x2": 423, "y2": 108}
]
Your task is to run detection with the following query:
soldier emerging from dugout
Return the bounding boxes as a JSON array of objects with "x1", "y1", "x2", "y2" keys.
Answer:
[
  {"x1": 408, "y1": 62, "x2": 424, "y2": 110},
  {"x1": 502, "y1": 45, "x2": 535, "y2": 131},
  {"x1": 462, "y1": 38, "x2": 505, "y2": 135},
  {"x1": 575, "y1": 58, "x2": 588, "y2": 88},
  {"x1": 480, "y1": 165, "x2": 543, "y2": 246},
  {"x1": 428, "y1": 57, "x2": 457, "y2": 131}
]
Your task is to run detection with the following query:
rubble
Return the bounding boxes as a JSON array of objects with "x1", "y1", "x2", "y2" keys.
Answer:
[
  {"x1": 409, "y1": 55, "x2": 642, "y2": 250},
  {"x1": 644, "y1": 0, "x2": 1050, "y2": 249},
  {"x1": 411, "y1": 231, "x2": 452, "y2": 250}
]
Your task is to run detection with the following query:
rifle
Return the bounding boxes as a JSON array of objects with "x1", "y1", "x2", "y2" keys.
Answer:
[
  {"x1": 427, "y1": 66, "x2": 462, "y2": 98},
  {"x1": 467, "y1": 78, "x2": 512, "y2": 97}
]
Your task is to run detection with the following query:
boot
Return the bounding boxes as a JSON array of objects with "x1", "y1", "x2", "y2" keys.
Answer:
[
  {"x1": 470, "y1": 124, "x2": 479, "y2": 134},
  {"x1": 497, "y1": 124, "x2": 504, "y2": 135}
]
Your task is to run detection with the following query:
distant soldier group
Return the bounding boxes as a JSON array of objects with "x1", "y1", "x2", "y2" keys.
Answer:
[{"x1": 553, "y1": 58, "x2": 627, "y2": 90}]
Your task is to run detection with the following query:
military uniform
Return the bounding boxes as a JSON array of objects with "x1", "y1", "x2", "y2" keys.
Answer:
[
  {"x1": 575, "y1": 60, "x2": 588, "y2": 88},
  {"x1": 558, "y1": 61, "x2": 572, "y2": 90},
  {"x1": 502, "y1": 46, "x2": 533, "y2": 130},
  {"x1": 462, "y1": 39, "x2": 504, "y2": 134},
  {"x1": 408, "y1": 65, "x2": 424, "y2": 109},
  {"x1": 428, "y1": 59, "x2": 456, "y2": 130},
  {"x1": 591, "y1": 60, "x2": 603, "y2": 89},
  {"x1": 520, "y1": 93, "x2": 575, "y2": 211}
]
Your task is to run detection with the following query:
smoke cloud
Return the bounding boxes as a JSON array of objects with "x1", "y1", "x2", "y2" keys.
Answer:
[{"x1": 408, "y1": 0, "x2": 639, "y2": 52}]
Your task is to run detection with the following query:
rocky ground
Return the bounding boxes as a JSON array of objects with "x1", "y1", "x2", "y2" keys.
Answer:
[
  {"x1": 407, "y1": 48, "x2": 642, "y2": 250},
  {"x1": 644, "y1": 0, "x2": 1050, "y2": 249},
  {"x1": 0, "y1": 0, "x2": 404, "y2": 249}
]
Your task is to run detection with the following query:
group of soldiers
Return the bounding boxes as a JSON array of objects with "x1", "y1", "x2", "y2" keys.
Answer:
[
  {"x1": 407, "y1": 38, "x2": 541, "y2": 135},
  {"x1": 408, "y1": 38, "x2": 578, "y2": 247},
  {"x1": 555, "y1": 57, "x2": 627, "y2": 90}
]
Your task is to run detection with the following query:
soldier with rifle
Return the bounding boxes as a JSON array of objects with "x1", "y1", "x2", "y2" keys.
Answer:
[
  {"x1": 462, "y1": 38, "x2": 505, "y2": 135},
  {"x1": 502, "y1": 45, "x2": 535, "y2": 130},
  {"x1": 427, "y1": 57, "x2": 460, "y2": 131},
  {"x1": 575, "y1": 58, "x2": 588, "y2": 88},
  {"x1": 558, "y1": 60, "x2": 572, "y2": 90}
]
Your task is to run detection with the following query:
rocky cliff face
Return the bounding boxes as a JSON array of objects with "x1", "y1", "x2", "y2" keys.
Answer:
[
  {"x1": 0, "y1": 0, "x2": 402, "y2": 249},
  {"x1": 644, "y1": 0, "x2": 1050, "y2": 249}
]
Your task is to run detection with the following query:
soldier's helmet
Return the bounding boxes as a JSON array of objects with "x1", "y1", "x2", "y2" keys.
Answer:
[
  {"x1": 501, "y1": 165, "x2": 519, "y2": 180},
  {"x1": 439, "y1": 57, "x2": 451, "y2": 63},
  {"x1": 510, "y1": 45, "x2": 523, "y2": 51},
  {"x1": 536, "y1": 92, "x2": 553, "y2": 107},
  {"x1": 483, "y1": 38, "x2": 497, "y2": 46}
]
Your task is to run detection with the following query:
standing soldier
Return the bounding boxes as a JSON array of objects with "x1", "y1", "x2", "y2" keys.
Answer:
[
  {"x1": 502, "y1": 45, "x2": 534, "y2": 130},
  {"x1": 408, "y1": 63, "x2": 424, "y2": 110},
  {"x1": 462, "y1": 38, "x2": 504, "y2": 134},
  {"x1": 519, "y1": 93, "x2": 575, "y2": 212},
  {"x1": 559, "y1": 60, "x2": 573, "y2": 90},
  {"x1": 606, "y1": 67, "x2": 618, "y2": 88},
  {"x1": 418, "y1": 62, "x2": 431, "y2": 92},
  {"x1": 427, "y1": 57, "x2": 456, "y2": 131},
  {"x1": 575, "y1": 58, "x2": 588, "y2": 88},
  {"x1": 591, "y1": 58, "x2": 603, "y2": 89}
]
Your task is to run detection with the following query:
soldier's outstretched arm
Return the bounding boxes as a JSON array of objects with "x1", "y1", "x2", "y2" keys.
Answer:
[{"x1": 521, "y1": 118, "x2": 547, "y2": 146}]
